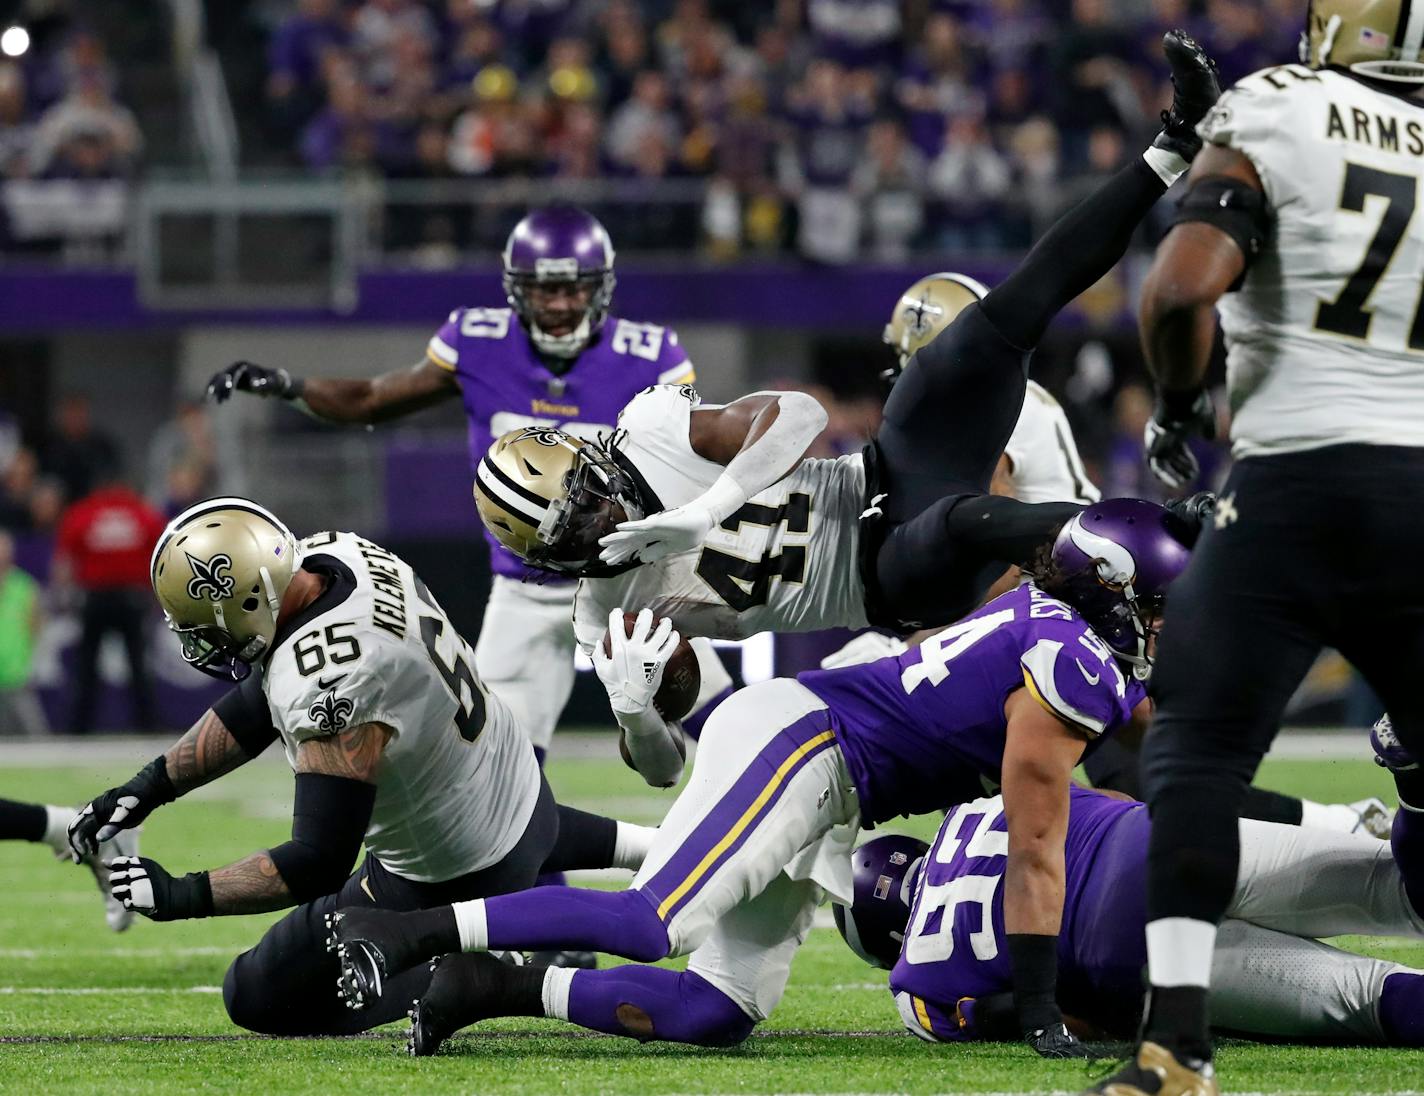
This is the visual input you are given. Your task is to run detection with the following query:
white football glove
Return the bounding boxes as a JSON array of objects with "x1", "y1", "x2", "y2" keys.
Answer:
[
  {"x1": 598, "y1": 502, "x2": 717, "y2": 566},
  {"x1": 592, "y1": 607, "x2": 682, "y2": 715},
  {"x1": 819, "y1": 631, "x2": 909, "y2": 670}
]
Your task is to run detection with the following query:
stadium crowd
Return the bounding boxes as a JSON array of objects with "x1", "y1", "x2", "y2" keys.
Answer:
[{"x1": 252, "y1": 0, "x2": 1300, "y2": 258}]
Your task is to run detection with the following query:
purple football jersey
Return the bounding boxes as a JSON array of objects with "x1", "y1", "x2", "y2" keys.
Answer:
[
  {"x1": 888, "y1": 787, "x2": 1146, "y2": 1042},
  {"x1": 797, "y1": 583, "x2": 1147, "y2": 825},
  {"x1": 426, "y1": 308, "x2": 694, "y2": 577}
]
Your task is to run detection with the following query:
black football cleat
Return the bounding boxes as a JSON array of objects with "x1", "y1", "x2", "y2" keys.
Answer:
[
  {"x1": 325, "y1": 908, "x2": 432, "y2": 1011},
  {"x1": 407, "y1": 953, "x2": 515, "y2": 1057},
  {"x1": 1081, "y1": 1040, "x2": 1219, "y2": 1095},
  {"x1": 1152, "y1": 30, "x2": 1221, "y2": 163},
  {"x1": 529, "y1": 949, "x2": 597, "y2": 970}
]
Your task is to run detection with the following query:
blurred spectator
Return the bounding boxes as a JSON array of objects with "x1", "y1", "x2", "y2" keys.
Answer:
[
  {"x1": 1007, "y1": 115, "x2": 1062, "y2": 235},
  {"x1": 1103, "y1": 382, "x2": 1158, "y2": 499},
  {"x1": 896, "y1": 13, "x2": 984, "y2": 157},
  {"x1": 808, "y1": 0, "x2": 902, "y2": 72},
  {"x1": 605, "y1": 70, "x2": 680, "y2": 172},
  {"x1": 599, "y1": 7, "x2": 650, "y2": 107},
  {"x1": 145, "y1": 399, "x2": 248, "y2": 516},
  {"x1": 267, "y1": 0, "x2": 350, "y2": 135},
  {"x1": 446, "y1": 65, "x2": 527, "y2": 175},
  {"x1": 52, "y1": 463, "x2": 166, "y2": 734},
  {"x1": 0, "y1": 531, "x2": 47, "y2": 736},
  {"x1": 1049, "y1": 0, "x2": 1139, "y2": 141},
  {"x1": 780, "y1": 58, "x2": 874, "y2": 264},
  {"x1": 42, "y1": 394, "x2": 120, "y2": 505},
  {"x1": 0, "y1": 448, "x2": 43, "y2": 532},
  {"x1": 929, "y1": 115, "x2": 1012, "y2": 250},
  {"x1": 353, "y1": 0, "x2": 438, "y2": 89},
  {"x1": 28, "y1": 75, "x2": 143, "y2": 179},
  {"x1": 853, "y1": 118, "x2": 927, "y2": 262},
  {"x1": 0, "y1": 64, "x2": 34, "y2": 178}
]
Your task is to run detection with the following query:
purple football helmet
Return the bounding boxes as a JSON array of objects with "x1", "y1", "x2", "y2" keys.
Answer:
[
  {"x1": 1046, "y1": 498, "x2": 1194, "y2": 680},
  {"x1": 832, "y1": 834, "x2": 928, "y2": 970},
  {"x1": 502, "y1": 206, "x2": 616, "y2": 359}
]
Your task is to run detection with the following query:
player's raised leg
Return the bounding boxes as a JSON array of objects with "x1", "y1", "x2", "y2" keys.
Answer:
[{"x1": 328, "y1": 680, "x2": 858, "y2": 1007}]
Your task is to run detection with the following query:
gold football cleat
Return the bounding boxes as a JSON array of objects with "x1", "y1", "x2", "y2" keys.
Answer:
[{"x1": 1083, "y1": 1041, "x2": 1220, "y2": 1096}]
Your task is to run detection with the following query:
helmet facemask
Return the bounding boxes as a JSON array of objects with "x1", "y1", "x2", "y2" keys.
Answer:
[
  {"x1": 503, "y1": 264, "x2": 615, "y2": 359},
  {"x1": 528, "y1": 441, "x2": 645, "y2": 577}
]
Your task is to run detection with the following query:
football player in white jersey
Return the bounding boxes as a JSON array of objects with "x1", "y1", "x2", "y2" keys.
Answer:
[
  {"x1": 1092, "y1": 8, "x2": 1424, "y2": 1094},
  {"x1": 65, "y1": 498, "x2": 650, "y2": 1035},
  {"x1": 472, "y1": 33, "x2": 1223, "y2": 788}
]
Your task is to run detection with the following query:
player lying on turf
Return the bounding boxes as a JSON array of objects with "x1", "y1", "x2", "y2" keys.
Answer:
[
  {"x1": 326, "y1": 499, "x2": 1189, "y2": 1058},
  {"x1": 836, "y1": 783, "x2": 1424, "y2": 1047},
  {"x1": 471, "y1": 31, "x2": 1221, "y2": 789},
  {"x1": 0, "y1": 797, "x2": 137, "y2": 931},
  {"x1": 65, "y1": 497, "x2": 652, "y2": 1035}
]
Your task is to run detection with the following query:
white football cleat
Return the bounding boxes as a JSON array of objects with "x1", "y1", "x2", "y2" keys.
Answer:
[{"x1": 1349, "y1": 797, "x2": 1394, "y2": 840}]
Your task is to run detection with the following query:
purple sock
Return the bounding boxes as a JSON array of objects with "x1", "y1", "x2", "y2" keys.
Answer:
[
  {"x1": 484, "y1": 886, "x2": 670, "y2": 962},
  {"x1": 682, "y1": 685, "x2": 734, "y2": 742},
  {"x1": 566, "y1": 967, "x2": 754, "y2": 1047},
  {"x1": 1380, "y1": 972, "x2": 1424, "y2": 1045}
]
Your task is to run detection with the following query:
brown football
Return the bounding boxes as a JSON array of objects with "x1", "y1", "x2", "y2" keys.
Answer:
[{"x1": 602, "y1": 610, "x2": 702, "y2": 722}]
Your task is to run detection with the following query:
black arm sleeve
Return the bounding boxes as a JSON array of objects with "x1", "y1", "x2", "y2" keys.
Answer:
[
  {"x1": 267, "y1": 772, "x2": 377, "y2": 903},
  {"x1": 213, "y1": 674, "x2": 280, "y2": 759},
  {"x1": 1173, "y1": 175, "x2": 1271, "y2": 289}
]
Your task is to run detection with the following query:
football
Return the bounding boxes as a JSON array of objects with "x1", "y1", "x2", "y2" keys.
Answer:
[{"x1": 602, "y1": 610, "x2": 702, "y2": 722}]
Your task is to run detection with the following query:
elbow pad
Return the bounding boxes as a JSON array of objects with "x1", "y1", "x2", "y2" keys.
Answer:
[
  {"x1": 268, "y1": 773, "x2": 376, "y2": 902},
  {"x1": 1174, "y1": 176, "x2": 1271, "y2": 289}
]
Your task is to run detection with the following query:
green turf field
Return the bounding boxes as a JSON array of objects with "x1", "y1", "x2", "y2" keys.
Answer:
[{"x1": 0, "y1": 740, "x2": 1419, "y2": 1095}]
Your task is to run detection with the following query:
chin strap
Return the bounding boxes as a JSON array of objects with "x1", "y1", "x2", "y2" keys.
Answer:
[{"x1": 1318, "y1": 13, "x2": 1341, "y2": 66}]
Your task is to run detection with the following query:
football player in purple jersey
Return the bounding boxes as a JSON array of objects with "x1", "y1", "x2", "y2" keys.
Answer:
[
  {"x1": 836, "y1": 781, "x2": 1424, "y2": 1050},
  {"x1": 204, "y1": 208, "x2": 731, "y2": 950},
  {"x1": 323, "y1": 499, "x2": 1188, "y2": 1060}
]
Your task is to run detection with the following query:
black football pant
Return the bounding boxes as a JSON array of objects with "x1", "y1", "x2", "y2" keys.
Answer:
[
  {"x1": 69, "y1": 588, "x2": 155, "y2": 733},
  {"x1": 871, "y1": 158, "x2": 1169, "y2": 627},
  {"x1": 1142, "y1": 446, "x2": 1424, "y2": 963},
  {"x1": 223, "y1": 775, "x2": 566, "y2": 1035}
]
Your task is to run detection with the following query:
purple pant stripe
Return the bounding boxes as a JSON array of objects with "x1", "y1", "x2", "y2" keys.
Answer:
[{"x1": 640, "y1": 709, "x2": 837, "y2": 921}]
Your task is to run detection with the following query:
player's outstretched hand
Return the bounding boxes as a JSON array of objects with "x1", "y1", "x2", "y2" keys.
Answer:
[
  {"x1": 1026, "y1": 1022, "x2": 1093, "y2": 1059},
  {"x1": 206, "y1": 360, "x2": 300, "y2": 404},
  {"x1": 599, "y1": 502, "x2": 717, "y2": 566},
  {"x1": 108, "y1": 856, "x2": 212, "y2": 922},
  {"x1": 1144, "y1": 389, "x2": 1216, "y2": 489},
  {"x1": 67, "y1": 759, "x2": 175, "y2": 861},
  {"x1": 592, "y1": 607, "x2": 681, "y2": 715}
]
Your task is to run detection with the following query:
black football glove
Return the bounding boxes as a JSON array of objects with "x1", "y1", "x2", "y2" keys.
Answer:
[
  {"x1": 68, "y1": 756, "x2": 177, "y2": 861},
  {"x1": 1144, "y1": 388, "x2": 1216, "y2": 489},
  {"x1": 206, "y1": 360, "x2": 303, "y2": 404},
  {"x1": 1026, "y1": 1021, "x2": 1092, "y2": 1059},
  {"x1": 108, "y1": 856, "x2": 213, "y2": 921}
]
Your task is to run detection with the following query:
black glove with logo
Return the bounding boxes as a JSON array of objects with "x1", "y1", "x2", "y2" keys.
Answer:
[
  {"x1": 67, "y1": 756, "x2": 177, "y2": 861},
  {"x1": 1144, "y1": 388, "x2": 1216, "y2": 489},
  {"x1": 207, "y1": 360, "x2": 303, "y2": 404},
  {"x1": 109, "y1": 856, "x2": 214, "y2": 921}
]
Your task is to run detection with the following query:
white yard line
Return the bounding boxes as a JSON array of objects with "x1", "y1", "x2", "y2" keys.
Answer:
[
  {"x1": 0, "y1": 947, "x2": 232, "y2": 959},
  {"x1": 0, "y1": 986, "x2": 221, "y2": 995}
]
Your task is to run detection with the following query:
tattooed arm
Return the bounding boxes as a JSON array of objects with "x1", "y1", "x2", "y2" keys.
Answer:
[
  {"x1": 206, "y1": 722, "x2": 390, "y2": 915},
  {"x1": 162, "y1": 709, "x2": 257, "y2": 795}
]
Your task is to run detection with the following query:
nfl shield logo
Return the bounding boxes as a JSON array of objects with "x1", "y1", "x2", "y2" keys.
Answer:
[{"x1": 1360, "y1": 26, "x2": 1391, "y2": 49}]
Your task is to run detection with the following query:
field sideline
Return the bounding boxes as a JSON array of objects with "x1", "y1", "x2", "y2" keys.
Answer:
[{"x1": 1, "y1": 731, "x2": 1421, "y2": 1095}]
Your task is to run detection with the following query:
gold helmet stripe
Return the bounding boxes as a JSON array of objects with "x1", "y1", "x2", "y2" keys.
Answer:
[
  {"x1": 150, "y1": 496, "x2": 292, "y2": 584},
  {"x1": 475, "y1": 456, "x2": 550, "y2": 527}
]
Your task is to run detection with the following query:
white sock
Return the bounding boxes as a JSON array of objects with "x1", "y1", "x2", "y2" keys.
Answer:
[
  {"x1": 1146, "y1": 917, "x2": 1217, "y2": 988},
  {"x1": 541, "y1": 966, "x2": 577, "y2": 1021},
  {"x1": 1142, "y1": 145, "x2": 1190, "y2": 186},
  {"x1": 612, "y1": 822, "x2": 656, "y2": 872},
  {"x1": 43, "y1": 806, "x2": 73, "y2": 854},
  {"x1": 452, "y1": 899, "x2": 488, "y2": 951},
  {"x1": 1300, "y1": 799, "x2": 1365, "y2": 833}
]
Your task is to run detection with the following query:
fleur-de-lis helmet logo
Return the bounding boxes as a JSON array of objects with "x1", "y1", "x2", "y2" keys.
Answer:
[
  {"x1": 514, "y1": 427, "x2": 564, "y2": 447},
  {"x1": 308, "y1": 690, "x2": 354, "y2": 732},
  {"x1": 903, "y1": 293, "x2": 945, "y2": 341},
  {"x1": 185, "y1": 552, "x2": 236, "y2": 602}
]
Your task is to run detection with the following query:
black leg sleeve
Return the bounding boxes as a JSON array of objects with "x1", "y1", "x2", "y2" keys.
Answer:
[
  {"x1": 542, "y1": 804, "x2": 619, "y2": 873},
  {"x1": 980, "y1": 158, "x2": 1168, "y2": 350},
  {"x1": 1238, "y1": 787, "x2": 1303, "y2": 826},
  {"x1": 0, "y1": 798, "x2": 47, "y2": 842}
]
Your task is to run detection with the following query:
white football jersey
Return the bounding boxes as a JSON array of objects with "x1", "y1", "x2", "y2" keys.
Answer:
[
  {"x1": 573, "y1": 385, "x2": 869, "y2": 651},
  {"x1": 1202, "y1": 65, "x2": 1424, "y2": 456},
  {"x1": 262, "y1": 531, "x2": 540, "y2": 883},
  {"x1": 1002, "y1": 381, "x2": 1100, "y2": 504}
]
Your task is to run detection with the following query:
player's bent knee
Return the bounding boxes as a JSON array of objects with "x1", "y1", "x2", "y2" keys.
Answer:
[
  {"x1": 674, "y1": 972, "x2": 757, "y2": 1047},
  {"x1": 222, "y1": 956, "x2": 321, "y2": 1036}
]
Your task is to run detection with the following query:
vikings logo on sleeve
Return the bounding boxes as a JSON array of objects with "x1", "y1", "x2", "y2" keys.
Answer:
[{"x1": 185, "y1": 552, "x2": 236, "y2": 602}]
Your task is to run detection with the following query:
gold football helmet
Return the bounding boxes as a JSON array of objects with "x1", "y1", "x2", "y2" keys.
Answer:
[
  {"x1": 474, "y1": 427, "x2": 646, "y2": 576},
  {"x1": 1303, "y1": 0, "x2": 1424, "y2": 81},
  {"x1": 882, "y1": 272, "x2": 990, "y2": 381},
  {"x1": 150, "y1": 497, "x2": 300, "y2": 680}
]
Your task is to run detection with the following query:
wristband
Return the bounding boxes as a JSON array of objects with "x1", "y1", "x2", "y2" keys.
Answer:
[
  {"x1": 1007, "y1": 932, "x2": 1061, "y2": 1033},
  {"x1": 1159, "y1": 387, "x2": 1205, "y2": 420},
  {"x1": 138, "y1": 755, "x2": 179, "y2": 806},
  {"x1": 165, "y1": 871, "x2": 215, "y2": 921}
]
